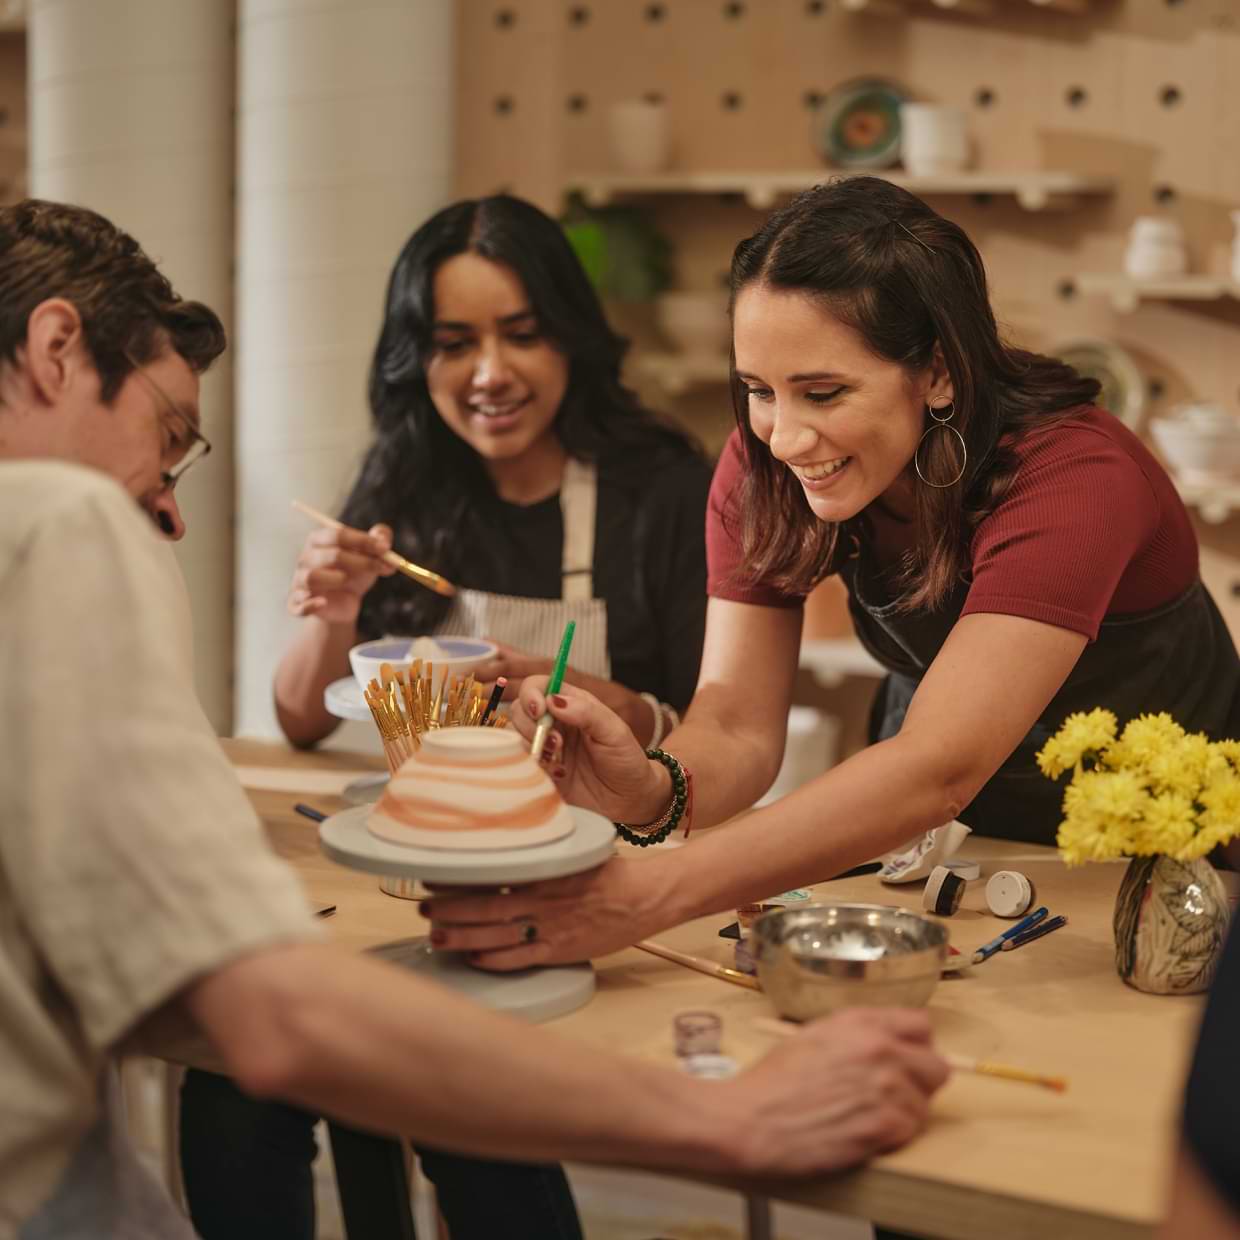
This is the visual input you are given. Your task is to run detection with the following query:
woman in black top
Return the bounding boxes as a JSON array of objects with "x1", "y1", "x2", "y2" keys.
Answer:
[
  {"x1": 274, "y1": 194, "x2": 710, "y2": 748},
  {"x1": 183, "y1": 196, "x2": 711, "y2": 1240}
]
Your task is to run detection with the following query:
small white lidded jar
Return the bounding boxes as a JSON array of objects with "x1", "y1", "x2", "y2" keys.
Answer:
[{"x1": 986, "y1": 870, "x2": 1036, "y2": 918}]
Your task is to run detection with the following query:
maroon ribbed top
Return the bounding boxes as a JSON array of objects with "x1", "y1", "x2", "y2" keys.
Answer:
[{"x1": 706, "y1": 407, "x2": 1198, "y2": 640}]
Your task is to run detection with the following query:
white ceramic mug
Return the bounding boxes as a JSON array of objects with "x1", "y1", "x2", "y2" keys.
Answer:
[
  {"x1": 1124, "y1": 216, "x2": 1187, "y2": 279},
  {"x1": 898, "y1": 103, "x2": 969, "y2": 176},
  {"x1": 607, "y1": 99, "x2": 672, "y2": 175}
]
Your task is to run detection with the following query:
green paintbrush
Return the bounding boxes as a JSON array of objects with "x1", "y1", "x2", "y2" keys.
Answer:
[{"x1": 530, "y1": 620, "x2": 576, "y2": 759}]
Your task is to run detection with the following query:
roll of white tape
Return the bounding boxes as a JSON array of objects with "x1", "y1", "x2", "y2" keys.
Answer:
[
  {"x1": 923, "y1": 865, "x2": 966, "y2": 916},
  {"x1": 943, "y1": 858, "x2": 981, "y2": 882}
]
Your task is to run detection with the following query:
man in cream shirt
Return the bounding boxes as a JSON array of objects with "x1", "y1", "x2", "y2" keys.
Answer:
[{"x1": 0, "y1": 199, "x2": 946, "y2": 1238}]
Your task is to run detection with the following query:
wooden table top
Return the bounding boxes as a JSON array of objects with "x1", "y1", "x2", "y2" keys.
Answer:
[{"x1": 225, "y1": 736, "x2": 1198, "y2": 1240}]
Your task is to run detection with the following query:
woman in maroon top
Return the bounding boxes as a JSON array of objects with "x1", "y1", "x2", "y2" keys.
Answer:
[{"x1": 425, "y1": 177, "x2": 1240, "y2": 969}]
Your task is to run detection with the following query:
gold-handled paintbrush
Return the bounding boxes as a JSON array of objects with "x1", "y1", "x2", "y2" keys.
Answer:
[
  {"x1": 752, "y1": 1017, "x2": 1068, "y2": 1092},
  {"x1": 635, "y1": 940, "x2": 762, "y2": 991},
  {"x1": 292, "y1": 500, "x2": 456, "y2": 597}
]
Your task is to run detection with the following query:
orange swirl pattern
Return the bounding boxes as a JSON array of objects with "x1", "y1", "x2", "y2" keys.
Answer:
[
  {"x1": 377, "y1": 788, "x2": 564, "y2": 832},
  {"x1": 368, "y1": 726, "x2": 575, "y2": 849}
]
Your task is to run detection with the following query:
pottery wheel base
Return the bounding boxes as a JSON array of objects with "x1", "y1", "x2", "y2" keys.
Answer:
[{"x1": 368, "y1": 936, "x2": 595, "y2": 1023}]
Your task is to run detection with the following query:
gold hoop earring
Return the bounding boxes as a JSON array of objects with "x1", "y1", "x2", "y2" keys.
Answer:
[{"x1": 914, "y1": 396, "x2": 966, "y2": 489}]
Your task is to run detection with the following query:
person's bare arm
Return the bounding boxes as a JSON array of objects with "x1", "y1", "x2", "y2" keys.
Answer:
[
  {"x1": 274, "y1": 617, "x2": 357, "y2": 746},
  {"x1": 654, "y1": 598, "x2": 804, "y2": 821},
  {"x1": 181, "y1": 941, "x2": 948, "y2": 1176},
  {"x1": 433, "y1": 610, "x2": 1086, "y2": 968},
  {"x1": 275, "y1": 522, "x2": 395, "y2": 746}
]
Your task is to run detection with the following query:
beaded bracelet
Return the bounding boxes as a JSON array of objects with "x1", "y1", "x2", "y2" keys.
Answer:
[{"x1": 614, "y1": 749, "x2": 690, "y2": 847}]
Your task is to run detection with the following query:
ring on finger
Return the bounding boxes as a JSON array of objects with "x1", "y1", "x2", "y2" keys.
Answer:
[{"x1": 519, "y1": 921, "x2": 538, "y2": 944}]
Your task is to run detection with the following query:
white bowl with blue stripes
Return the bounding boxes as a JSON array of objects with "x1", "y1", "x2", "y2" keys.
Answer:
[{"x1": 348, "y1": 636, "x2": 498, "y2": 691}]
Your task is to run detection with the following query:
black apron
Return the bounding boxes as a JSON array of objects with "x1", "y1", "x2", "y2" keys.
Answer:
[{"x1": 842, "y1": 543, "x2": 1240, "y2": 845}]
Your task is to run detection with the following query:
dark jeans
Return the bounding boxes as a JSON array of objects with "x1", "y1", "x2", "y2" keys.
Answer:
[{"x1": 179, "y1": 1068, "x2": 584, "y2": 1240}]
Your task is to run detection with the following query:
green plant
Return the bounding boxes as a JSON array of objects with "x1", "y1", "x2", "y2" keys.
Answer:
[{"x1": 560, "y1": 193, "x2": 672, "y2": 302}]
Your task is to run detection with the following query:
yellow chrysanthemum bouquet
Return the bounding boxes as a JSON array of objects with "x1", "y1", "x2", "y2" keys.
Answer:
[{"x1": 1037, "y1": 709, "x2": 1240, "y2": 866}]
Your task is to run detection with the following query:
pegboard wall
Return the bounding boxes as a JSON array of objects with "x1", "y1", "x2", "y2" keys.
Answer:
[
  {"x1": 456, "y1": 0, "x2": 1240, "y2": 639},
  {"x1": 455, "y1": 1, "x2": 1240, "y2": 401}
]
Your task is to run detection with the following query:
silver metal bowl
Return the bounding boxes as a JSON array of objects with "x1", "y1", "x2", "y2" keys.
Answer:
[{"x1": 752, "y1": 902, "x2": 948, "y2": 1021}]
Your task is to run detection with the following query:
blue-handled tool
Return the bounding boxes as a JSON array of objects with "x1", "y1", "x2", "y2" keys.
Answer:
[{"x1": 971, "y1": 906, "x2": 1049, "y2": 963}]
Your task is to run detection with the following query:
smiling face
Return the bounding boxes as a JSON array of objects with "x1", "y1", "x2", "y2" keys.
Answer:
[
  {"x1": 732, "y1": 283, "x2": 951, "y2": 524},
  {"x1": 424, "y1": 253, "x2": 569, "y2": 471}
]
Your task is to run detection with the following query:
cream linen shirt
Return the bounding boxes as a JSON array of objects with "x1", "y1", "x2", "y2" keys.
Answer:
[{"x1": 0, "y1": 461, "x2": 322, "y2": 1236}]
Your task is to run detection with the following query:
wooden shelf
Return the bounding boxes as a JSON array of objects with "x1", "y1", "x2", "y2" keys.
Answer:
[
  {"x1": 568, "y1": 170, "x2": 1113, "y2": 213},
  {"x1": 634, "y1": 352, "x2": 730, "y2": 395},
  {"x1": 1074, "y1": 274, "x2": 1240, "y2": 314},
  {"x1": 842, "y1": 0, "x2": 1089, "y2": 14}
]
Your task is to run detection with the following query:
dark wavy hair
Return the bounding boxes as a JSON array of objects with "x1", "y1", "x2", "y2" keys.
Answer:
[
  {"x1": 727, "y1": 176, "x2": 1100, "y2": 611},
  {"x1": 341, "y1": 194, "x2": 700, "y2": 637},
  {"x1": 0, "y1": 199, "x2": 225, "y2": 399}
]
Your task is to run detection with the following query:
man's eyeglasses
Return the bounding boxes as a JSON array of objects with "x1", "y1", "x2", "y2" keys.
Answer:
[{"x1": 123, "y1": 353, "x2": 212, "y2": 489}]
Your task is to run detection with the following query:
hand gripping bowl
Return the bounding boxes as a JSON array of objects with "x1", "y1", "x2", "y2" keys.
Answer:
[{"x1": 752, "y1": 903, "x2": 948, "y2": 1021}]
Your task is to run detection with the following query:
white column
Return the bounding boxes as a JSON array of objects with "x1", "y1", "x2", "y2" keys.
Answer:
[
  {"x1": 235, "y1": 0, "x2": 454, "y2": 737},
  {"x1": 27, "y1": 0, "x2": 236, "y2": 732}
]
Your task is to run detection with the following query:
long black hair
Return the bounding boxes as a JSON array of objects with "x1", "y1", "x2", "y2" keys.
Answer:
[
  {"x1": 341, "y1": 194, "x2": 700, "y2": 637},
  {"x1": 727, "y1": 176, "x2": 1100, "y2": 611}
]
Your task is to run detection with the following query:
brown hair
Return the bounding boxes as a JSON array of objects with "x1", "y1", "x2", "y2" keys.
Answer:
[
  {"x1": 727, "y1": 177, "x2": 1099, "y2": 611},
  {"x1": 0, "y1": 199, "x2": 226, "y2": 401}
]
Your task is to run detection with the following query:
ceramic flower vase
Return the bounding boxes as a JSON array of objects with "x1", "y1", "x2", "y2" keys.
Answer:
[{"x1": 1112, "y1": 855, "x2": 1229, "y2": 994}]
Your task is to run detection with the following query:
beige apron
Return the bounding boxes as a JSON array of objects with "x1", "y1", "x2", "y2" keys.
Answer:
[{"x1": 432, "y1": 456, "x2": 611, "y2": 678}]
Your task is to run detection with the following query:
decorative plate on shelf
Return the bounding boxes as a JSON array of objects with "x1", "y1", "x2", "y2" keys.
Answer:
[
  {"x1": 1051, "y1": 338, "x2": 1147, "y2": 433},
  {"x1": 814, "y1": 78, "x2": 907, "y2": 170}
]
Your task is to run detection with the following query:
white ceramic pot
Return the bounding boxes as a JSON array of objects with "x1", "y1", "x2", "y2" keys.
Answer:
[
  {"x1": 898, "y1": 103, "x2": 969, "y2": 176},
  {"x1": 607, "y1": 99, "x2": 672, "y2": 175},
  {"x1": 1124, "y1": 216, "x2": 1187, "y2": 279},
  {"x1": 1150, "y1": 414, "x2": 1240, "y2": 486},
  {"x1": 654, "y1": 292, "x2": 731, "y2": 357}
]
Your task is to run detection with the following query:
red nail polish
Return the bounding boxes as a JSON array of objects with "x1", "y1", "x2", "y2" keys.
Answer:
[
  {"x1": 430, "y1": 930, "x2": 446, "y2": 947},
  {"x1": 553, "y1": 766, "x2": 567, "y2": 780},
  {"x1": 527, "y1": 699, "x2": 539, "y2": 718},
  {"x1": 551, "y1": 694, "x2": 567, "y2": 708}
]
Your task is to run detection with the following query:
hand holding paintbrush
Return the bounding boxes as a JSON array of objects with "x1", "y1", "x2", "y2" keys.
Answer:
[
  {"x1": 530, "y1": 621, "x2": 576, "y2": 758},
  {"x1": 291, "y1": 501, "x2": 456, "y2": 608}
]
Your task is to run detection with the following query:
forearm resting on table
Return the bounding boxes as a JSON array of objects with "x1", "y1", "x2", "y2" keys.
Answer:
[
  {"x1": 184, "y1": 942, "x2": 736, "y2": 1172},
  {"x1": 274, "y1": 618, "x2": 357, "y2": 746}
]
